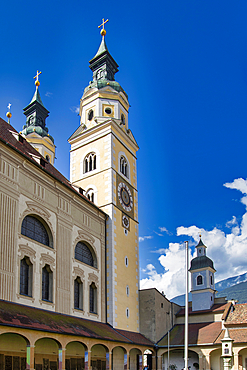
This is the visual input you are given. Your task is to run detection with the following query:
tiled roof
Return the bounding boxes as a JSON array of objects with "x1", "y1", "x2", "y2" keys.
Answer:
[
  {"x1": 115, "y1": 329, "x2": 154, "y2": 346},
  {"x1": 0, "y1": 118, "x2": 105, "y2": 216},
  {"x1": 176, "y1": 303, "x2": 228, "y2": 317},
  {"x1": 215, "y1": 328, "x2": 247, "y2": 344},
  {"x1": 0, "y1": 300, "x2": 153, "y2": 346},
  {"x1": 157, "y1": 322, "x2": 222, "y2": 346},
  {"x1": 225, "y1": 303, "x2": 247, "y2": 326}
]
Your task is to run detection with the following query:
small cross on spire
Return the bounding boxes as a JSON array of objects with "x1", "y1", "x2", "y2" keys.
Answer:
[
  {"x1": 98, "y1": 18, "x2": 109, "y2": 37},
  {"x1": 34, "y1": 70, "x2": 42, "y2": 87}
]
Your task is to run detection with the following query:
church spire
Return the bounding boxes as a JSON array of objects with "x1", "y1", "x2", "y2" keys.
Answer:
[{"x1": 22, "y1": 71, "x2": 55, "y2": 164}]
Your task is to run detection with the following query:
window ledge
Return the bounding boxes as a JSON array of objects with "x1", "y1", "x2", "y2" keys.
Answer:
[
  {"x1": 40, "y1": 299, "x2": 55, "y2": 308},
  {"x1": 89, "y1": 311, "x2": 99, "y2": 318},
  {"x1": 73, "y1": 308, "x2": 85, "y2": 314},
  {"x1": 17, "y1": 293, "x2": 35, "y2": 303}
]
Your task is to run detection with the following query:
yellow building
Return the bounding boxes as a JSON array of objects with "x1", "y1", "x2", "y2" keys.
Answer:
[
  {"x1": 0, "y1": 24, "x2": 154, "y2": 370},
  {"x1": 69, "y1": 27, "x2": 139, "y2": 331}
]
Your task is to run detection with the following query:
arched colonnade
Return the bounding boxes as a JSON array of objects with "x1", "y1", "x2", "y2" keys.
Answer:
[
  {"x1": 157, "y1": 346, "x2": 247, "y2": 370},
  {"x1": 0, "y1": 329, "x2": 154, "y2": 370}
]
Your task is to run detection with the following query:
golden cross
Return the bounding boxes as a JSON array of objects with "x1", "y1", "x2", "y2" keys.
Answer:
[
  {"x1": 98, "y1": 18, "x2": 109, "y2": 31},
  {"x1": 33, "y1": 70, "x2": 42, "y2": 82}
]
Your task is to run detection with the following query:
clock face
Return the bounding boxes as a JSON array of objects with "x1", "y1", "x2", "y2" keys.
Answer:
[
  {"x1": 122, "y1": 214, "x2": 130, "y2": 229},
  {"x1": 118, "y1": 182, "x2": 133, "y2": 212}
]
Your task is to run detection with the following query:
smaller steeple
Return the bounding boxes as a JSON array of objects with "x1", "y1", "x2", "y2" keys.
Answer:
[
  {"x1": 196, "y1": 235, "x2": 207, "y2": 257},
  {"x1": 22, "y1": 71, "x2": 55, "y2": 164},
  {"x1": 189, "y1": 237, "x2": 216, "y2": 311}
]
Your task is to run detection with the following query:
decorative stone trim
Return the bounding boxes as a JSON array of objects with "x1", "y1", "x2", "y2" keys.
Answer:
[
  {"x1": 88, "y1": 273, "x2": 99, "y2": 286},
  {"x1": 75, "y1": 230, "x2": 95, "y2": 247},
  {"x1": 25, "y1": 201, "x2": 51, "y2": 219},
  {"x1": 40, "y1": 253, "x2": 55, "y2": 270},
  {"x1": 18, "y1": 244, "x2": 36, "y2": 264},
  {"x1": 73, "y1": 266, "x2": 85, "y2": 281}
]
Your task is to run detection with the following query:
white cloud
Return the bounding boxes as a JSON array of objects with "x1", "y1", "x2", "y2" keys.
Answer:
[
  {"x1": 151, "y1": 248, "x2": 167, "y2": 254},
  {"x1": 139, "y1": 235, "x2": 153, "y2": 242},
  {"x1": 70, "y1": 106, "x2": 79, "y2": 114},
  {"x1": 140, "y1": 178, "x2": 247, "y2": 299},
  {"x1": 45, "y1": 92, "x2": 53, "y2": 97},
  {"x1": 159, "y1": 226, "x2": 169, "y2": 233}
]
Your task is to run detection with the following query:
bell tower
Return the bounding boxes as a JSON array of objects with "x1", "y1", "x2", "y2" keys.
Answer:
[
  {"x1": 189, "y1": 237, "x2": 216, "y2": 311},
  {"x1": 69, "y1": 21, "x2": 139, "y2": 331},
  {"x1": 22, "y1": 71, "x2": 55, "y2": 164}
]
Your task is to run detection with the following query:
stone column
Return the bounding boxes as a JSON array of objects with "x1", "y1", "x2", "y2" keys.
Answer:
[
  {"x1": 152, "y1": 355, "x2": 156, "y2": 370},
  {"x1": 199, "y1": 354, "x2": 204, "y2": 370},
  {"x1": 59, "y1": 348, "x2": 66, "y2": 370},
  {"x1": 85, "y1": 350, "x2": 91, "y2": 370},
  {"x1": 126, "y1": 353, "x2": 130, "y2": 370},
  {"x1": 205, "y1": 354, "x2": 210, "y2": 370},
  {"x1": 157, "y1": 356, "x2": 162, "y2": 370},
  {"x1": 106, "y1": 351, "x2": 112, "y2": 370},
  {"x1": 27, "y1": 345, "x2": 35, "y2": 370}
]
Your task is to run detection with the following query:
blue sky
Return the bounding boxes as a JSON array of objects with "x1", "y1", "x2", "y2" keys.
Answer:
[{"x1": 1, "y1": 0, "x2": 247, "y2": 298}]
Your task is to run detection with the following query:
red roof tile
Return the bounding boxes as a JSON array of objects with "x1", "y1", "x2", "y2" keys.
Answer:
[
  {"x1": 215, "y1": 328, "x2": 247, "y2": 344},
  {"x1": 115, "y1": 329, "x2": 154, "y2": 346},
  {"x1": 157, "y1": 322, "x2": 222, "y2": 346},
  {"x1": 225, "y1": 303, "x2": 247, "y2": 326},
  {"x1": 176, "y1": 303, "x2": 228, "y2": 317},
  {"x1": 0, "y1": 300, "x2": 153, "y2": 346}
]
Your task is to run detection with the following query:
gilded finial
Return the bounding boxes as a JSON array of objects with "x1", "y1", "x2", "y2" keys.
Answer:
[
  {"x1": 6, "y1": 103, "x2": 12, "y2": 123},
  {"x1": 199, "y1": 234, "x2": 201, "y2": 238},
  {"x1": 98, "y1": 18, "x2": 109, "y2": 37},
  {"x1": 34, "y1": 70, "x2": 42, "y2": 87}
]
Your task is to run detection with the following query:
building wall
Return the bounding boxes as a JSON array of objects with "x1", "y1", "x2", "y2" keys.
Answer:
[
  {"x1": 0, "y1": 140, "x2": 106, "y2": 321},
  {"x1": 139, "y1": 289, "x2": 180, "y2": 343},
  {"x1": 69, "y1": 89, "x2": 139, "y2": 331}
]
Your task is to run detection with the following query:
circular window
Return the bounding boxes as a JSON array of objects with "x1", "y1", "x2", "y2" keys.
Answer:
[
  {"x1": 88, "y1": 110, "x2": 94, "y2": 121},
  {"x1": 105, "y1": 107, "x2": 112, "y2": 115}
]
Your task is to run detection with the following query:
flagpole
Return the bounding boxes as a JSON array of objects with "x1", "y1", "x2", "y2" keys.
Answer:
[{"x1": 184, "y1": 241, "x2": 189, "y2": 370}]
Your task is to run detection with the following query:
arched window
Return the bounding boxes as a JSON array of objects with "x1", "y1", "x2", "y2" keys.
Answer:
[
  {"x1": 210, "y1": 275, "x2": 213, "y2": 285},
  {"x1": 74, "y1": 277, "x2": 83, "y2": 310},
  {"x1": 42, "y1": 264, "x2": 53, "y2": 302},
  {"x1": 89, "y1": 282, "x2": 97, "y2": 314},
  {"x1": 84, "y1": 152, "x2": 96, "y2": 173},
  {"x1": 20, "y1": 256, "x2": 32, "y2": 297},
  {"x1": 197, "y1": 275, "x2": 203, "y2": 285},
  {"x1": 120, "y1": 156, "x2": 128, "y2": 177},
  {"x1": 86, "y1": 189, "x2": 94, "y2": 203},
  {"x1": 75, "y1": 242, "x2": 97, "y2": 268},
  {"x1": 120, "y1": 114, "x2": 125, "y2": 126},
  {"x1": 21, "y1": 215, "x2": 52, "y2": 247},
  {"x1": 88, "y1": 109, "x2": 94, "y2": 121}
]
